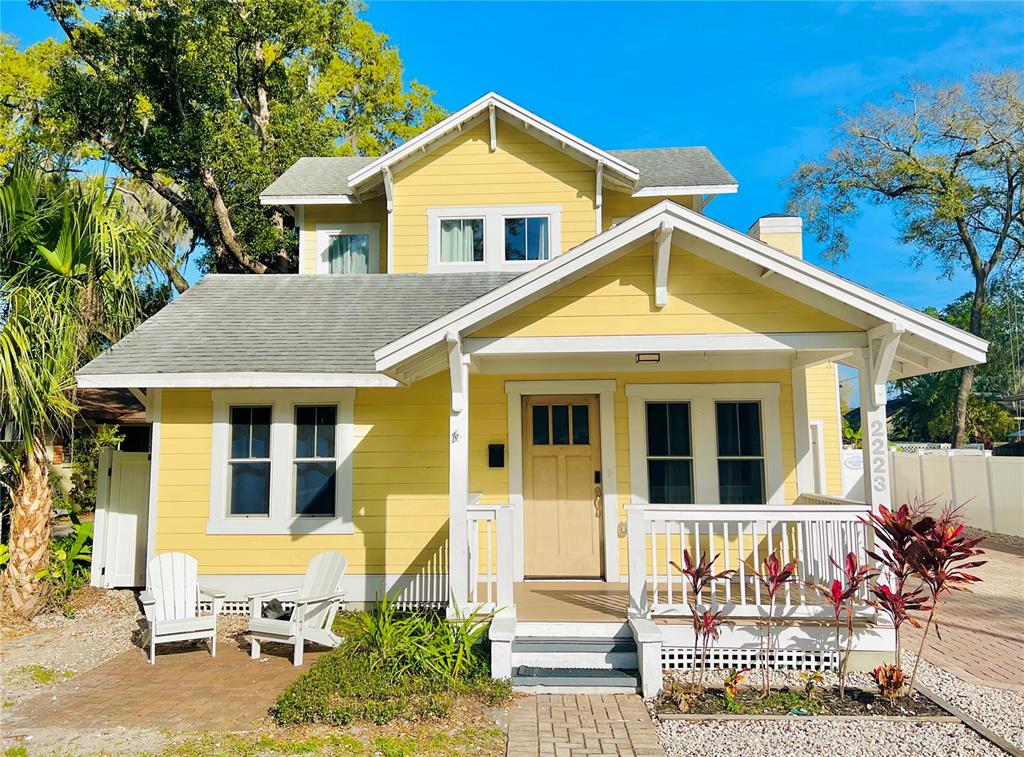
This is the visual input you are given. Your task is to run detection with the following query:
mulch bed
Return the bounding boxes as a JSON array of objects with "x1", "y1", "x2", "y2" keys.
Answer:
[{"x1": 655, "y1": 686, "x2": 949, "y2": 718}]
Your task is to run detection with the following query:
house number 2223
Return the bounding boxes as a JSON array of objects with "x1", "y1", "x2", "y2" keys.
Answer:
[{"x1": 869, "y1": 419, "x2": 888, "y2": 493}]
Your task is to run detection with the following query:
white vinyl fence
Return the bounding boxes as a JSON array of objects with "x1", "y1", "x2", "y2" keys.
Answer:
[{"x1": 842, "y1": 449, "x2": 1024, "y2": 537}]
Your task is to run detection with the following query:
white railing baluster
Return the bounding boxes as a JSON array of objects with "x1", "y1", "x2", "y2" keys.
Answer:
[
  {"x1": 782, "y1": 522, "x2": 792, "y2": 606},
  {"x1": 680, "y1": 521, "x2": 688, "y2": 606},
  {"x1": 723, "y1": 521, "x2": 732, "y2": 604},
  {"x1": 738, "y1": 520, "x2": 748, "y2": 605},
  {"x1": 665, "y1": 520, "x2": 673, "y2": 607},
  {"x1": 650, "y1": 520, "x2": 659, "y2": 607}
]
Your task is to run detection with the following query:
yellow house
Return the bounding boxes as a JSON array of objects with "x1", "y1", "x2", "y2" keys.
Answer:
[{"x1": 79, "y1": 93, "x2": 986, "y2": 693}]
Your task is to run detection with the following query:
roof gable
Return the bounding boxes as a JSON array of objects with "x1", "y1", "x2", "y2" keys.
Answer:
[{"x1": 346, "y1": 92, "x2": 641, "y2": 192}]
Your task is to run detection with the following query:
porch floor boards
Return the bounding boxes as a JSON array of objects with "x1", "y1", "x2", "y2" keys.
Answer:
[{"x1": 512, "y1": 581, "x2": 630, "y2": 623}]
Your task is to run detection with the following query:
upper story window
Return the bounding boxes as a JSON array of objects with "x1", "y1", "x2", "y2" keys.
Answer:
[
  {"x1": 504, "y1": 217, "x2": 550, "y2": 262},
  {"x1": 317, "y1": 223, "x2": 380, "y2": 274},
  {"x1": 428, "y1": 205, "x2": 560, "y2": 272},
  {"x1": 440, "y1": 218, "x2": 484, "y2": 263}
]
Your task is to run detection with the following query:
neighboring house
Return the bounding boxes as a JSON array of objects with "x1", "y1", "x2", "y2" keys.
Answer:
[{"x1": 77, "y1": 93, "x2": 987, "y2": 693}]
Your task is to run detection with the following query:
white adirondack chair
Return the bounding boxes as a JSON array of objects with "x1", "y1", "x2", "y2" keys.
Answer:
[
  {"x1": 140, "y1": 552, "x2": 225, "y2": 665},
  {"x1": 247, "y1": 551, "x2": 347, "y2": 666}
]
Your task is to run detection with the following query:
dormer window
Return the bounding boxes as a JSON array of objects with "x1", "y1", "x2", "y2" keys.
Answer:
[
  {"x1": 316, "y1": 223, "x2": 380, "y2": 274},
  {"x1": 428, "y1": 205, "x2": 560, "y2": 272}
]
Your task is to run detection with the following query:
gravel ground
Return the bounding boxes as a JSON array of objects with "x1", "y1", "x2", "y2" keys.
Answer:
[
  {"x1": 652, "y1": 659, "x2": 1022, "y2": 757},
  {"x1": 657, "y1": 718, "x2": 1004, "y2": 757},
  {"x1": 905, "y1": 651, "x2": 1024, "y2": 752}
]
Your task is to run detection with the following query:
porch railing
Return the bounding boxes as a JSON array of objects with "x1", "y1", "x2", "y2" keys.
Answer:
[
  {"x1": 467, "y1": 503, "x2": 514, "y2": 614},
  {"x1": 625, "y1": 502, "x2": 873, "y2": 619}
]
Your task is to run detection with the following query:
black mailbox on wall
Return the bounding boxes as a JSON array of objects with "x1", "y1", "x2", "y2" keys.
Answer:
[{"x1": 488, "y1": 444, "x2": 505, "y2": 468}]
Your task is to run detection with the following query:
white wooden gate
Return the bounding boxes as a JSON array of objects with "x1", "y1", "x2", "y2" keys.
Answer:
[{"x1": 93, "y1": 449, "x2": 151, "y2": 587}]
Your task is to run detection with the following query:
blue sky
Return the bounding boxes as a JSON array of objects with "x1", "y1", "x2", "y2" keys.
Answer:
[{"x1": 2, "y1": 0, "x2": 1022, "y2": 311}]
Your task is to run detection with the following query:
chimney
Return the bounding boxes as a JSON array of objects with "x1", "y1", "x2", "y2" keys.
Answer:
[{"x1": 747, "y1": 215, "x2": 803, "y2": 258}]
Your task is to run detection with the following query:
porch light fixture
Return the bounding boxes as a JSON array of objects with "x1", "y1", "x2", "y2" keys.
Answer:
[{"x1": 635, "y1": 352, "x2": 661, "y2": 364}]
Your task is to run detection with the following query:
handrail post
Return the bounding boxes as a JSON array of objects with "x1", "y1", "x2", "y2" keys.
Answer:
[
  {"x1": 495, "y1": 505, "x2": 514, "y2": 610},
  {"x1": 626, "y1": 505, "x2": 649, "y2": 617}
]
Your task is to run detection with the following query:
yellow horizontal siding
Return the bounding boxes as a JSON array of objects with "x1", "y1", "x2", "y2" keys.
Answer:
[
  {"x1": 300, "y1": 200, "x2": 388, "y2": 274},
  {"x1": 474, "y1": 244, "x2": 859, "y2": 338},
  {"x1": 805, "y1": 362, "x2": 843, "y2": 496},
  {"x1": 391, "y1": 120, "x2": 598, "y2": 273},
  {"x1": 602, "y1": 190, "x2": 695, "y2": 228},
  {"x1": 155, "y1": 376, "x2": 452, "y2": 576}
]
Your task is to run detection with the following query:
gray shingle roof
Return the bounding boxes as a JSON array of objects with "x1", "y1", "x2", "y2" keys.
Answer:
[
  {"x1": 260, "y1": 157, "x2": 377, "y2": 198},
  {"x1": 608, "y1": 147, "x2": 737, "y2": 190},
  {"x1": 260, "y1": 147, "x2": 736, "y2": 199},
  {"x1": 79, "y1": 273, "x2": 519, "y2": 376}
]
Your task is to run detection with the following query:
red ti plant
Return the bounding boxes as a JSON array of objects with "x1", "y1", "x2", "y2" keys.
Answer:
[
  {"x1": 869, "y1": 582, "x2": 930, "y2": 669},
  {"x1": 864, "y1": 503, "x2": 934, "y2": 673},
  {"x1": 905, "y1": 508, "x2": 986, "y2": 693},
  {"x1": 691, "y1": 607, "x2": 725, "y2": 687},
  {"x1": 670, "y1": 550, "x2": 734, "y2": 684},
  {"x1": 751, "y1": 551, "x2": 799, "y2": 695},
  {"x1": 814, "y1": 552, "x2": 877, "y2": 699}
]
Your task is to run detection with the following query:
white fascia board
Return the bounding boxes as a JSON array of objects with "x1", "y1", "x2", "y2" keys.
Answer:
[
  {"x1": 669, "y1": 209, "x2": 989, "y2": 364},
  {"x1": 77, "y1": 372, "x2": 401, "y2": 389},
  {"x1": 346, "y1": 92, "x2": 640, "y2": 190},
  {"x1": 374, "y1": 199, "x2": 987, "y2": 375},
  {"x1": 259, "y1": 194, "x2": 359, "y2": 205},
  {"x1": 632, "y1": 184, "x2": 739, "y2": 197},
  {"x1": 464, "y1": 333, "x2": 868, "y2": 356}
]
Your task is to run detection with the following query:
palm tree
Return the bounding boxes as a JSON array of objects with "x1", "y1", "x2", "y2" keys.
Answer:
[{"x1": 0, "y1": 155, "x2": 170, "y2": 617}]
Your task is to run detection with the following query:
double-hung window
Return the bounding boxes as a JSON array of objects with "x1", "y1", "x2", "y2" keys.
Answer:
[
  {"x1": 715, "y1": 401, "x2": 766, "y2": 504},
  {"x1": 210, "y1": 390, "x2": 355, "y2": 535},
  {"x1": 644, "y1": 402, "x2": 694, "y2": 504},
  {"x1": 294, "y1": 406, "x2": 337, "y2": 517},
  {"x1": 627, "y1": 384, "x2": 782, "y2": 506},
  {"x1": 428, "y1": 206, "x2": 559, "y2": 271},
  {"x1": 228, "y1": 406, "x2": 272, "y2": 516}
]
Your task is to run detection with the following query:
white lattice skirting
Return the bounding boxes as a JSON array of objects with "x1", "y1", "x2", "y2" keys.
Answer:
[{"x1": 661, "y1": 646, "x2": 839, "y2": 671}]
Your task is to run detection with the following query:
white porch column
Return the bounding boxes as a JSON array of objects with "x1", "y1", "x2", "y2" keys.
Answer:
[
  {"x1": 447, "y1": 334, "x2": 470, "y2": 614},
  {"x1": 856, "y1": 347, "x2": 892, "y2": 509}
]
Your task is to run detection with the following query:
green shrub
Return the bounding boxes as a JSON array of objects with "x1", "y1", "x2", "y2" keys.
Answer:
[{"x1": 274, "y1": 596, "x2": 510, "y2": 726}]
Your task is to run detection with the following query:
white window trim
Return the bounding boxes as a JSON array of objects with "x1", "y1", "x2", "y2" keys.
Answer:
[
  {"x1": 208, "y1": 389, "x2": 355, "y2": 535},
  {"x1": 427, "y1": 205, "x2": 561, "y2": 273},
  {"x1": 316, "y1": 223, "x2": 381, "y2": 275},
  {"x1": 626, "y1": 383, "x2": 783, "y2": 506}
]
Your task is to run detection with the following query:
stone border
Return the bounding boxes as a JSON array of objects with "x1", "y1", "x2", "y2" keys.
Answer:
[{"x1": 656, "y1": 713, "x2": 960, "y2": 723}]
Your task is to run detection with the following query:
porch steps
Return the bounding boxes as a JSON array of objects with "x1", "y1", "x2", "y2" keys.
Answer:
[{"x1": 509, "y1": 630, "x2": 640, "y2": 691}]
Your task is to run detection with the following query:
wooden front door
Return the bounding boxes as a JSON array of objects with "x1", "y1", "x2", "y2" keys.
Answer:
[{"x1": 523, "y1": 395, "x2": 603, "y2": 578}]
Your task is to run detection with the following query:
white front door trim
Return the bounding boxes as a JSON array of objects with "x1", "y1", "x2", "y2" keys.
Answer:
[{"x1": 505, "y1": 379, "x2": 619, "y2": 582}]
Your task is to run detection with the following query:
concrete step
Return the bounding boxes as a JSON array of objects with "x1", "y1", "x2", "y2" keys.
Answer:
[
  {"x1": 511, "y1": 665, "x2": 641, "y2": 689},
  {"x1": 512, "y1": 636, "x2": 637, "y2": 654}
]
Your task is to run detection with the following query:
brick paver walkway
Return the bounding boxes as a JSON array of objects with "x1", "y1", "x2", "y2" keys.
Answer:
[
  {"x1": 4, "y1": 640, "x2": 322, "y2": 733},
  {"x1": 506, "y1": 694, "x2": 665, "y2": 757},
  {"x1": 903, "y1": 541, "x2": 1024, "y2": 692}
]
